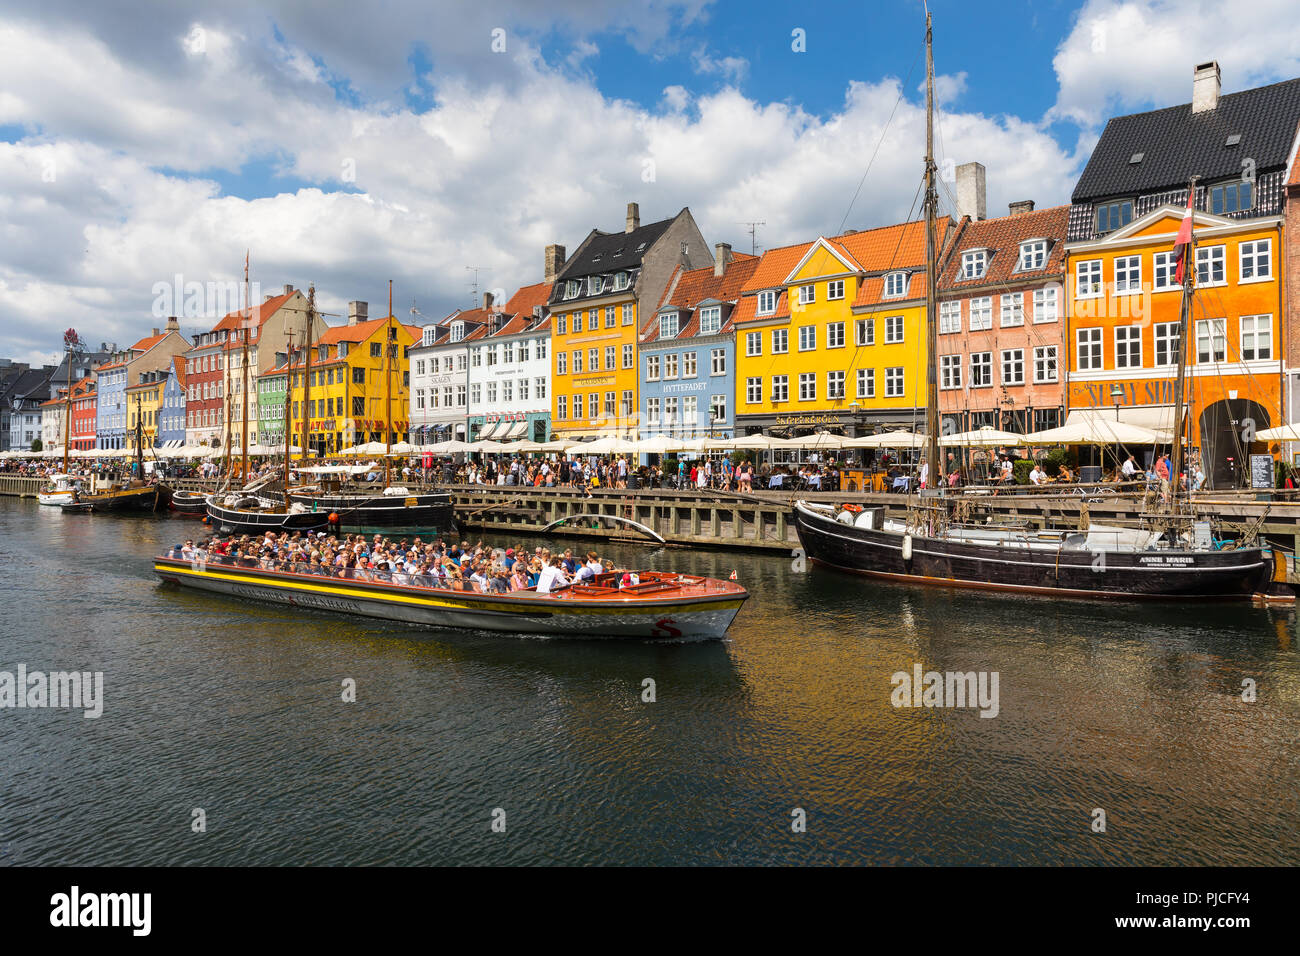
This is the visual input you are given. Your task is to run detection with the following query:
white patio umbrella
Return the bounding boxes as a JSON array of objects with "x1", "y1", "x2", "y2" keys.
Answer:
[
  {"x1": 1255, "y1": 424, "x2": 1300, "y2": 442},
  {"x1": 471, "y1": 440, "x2": 511, "y2": 453},
  {"x1": 632, "y1": 435, "x2": 679, "y2": 454},
  {"x1": 939, "y1": 427, "x2": 1027, "y2": 448},
  {"x1": 430, "y1": 439, "x2": 474, "y2": 454},
  {"x1": 1024, "y1": 419, "x2": 1162, "y2": 446},
  {"x1": 842, "y1": 430, "x2": 928, "y2": 449},
  {"x1": 385, "y1": 441, "x2": 417, "y2": 455},
  {"x1": 780, "y1": 432, "x2": 846, "y2": 450}
]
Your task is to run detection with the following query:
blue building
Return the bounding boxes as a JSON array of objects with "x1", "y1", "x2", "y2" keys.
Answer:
[
  {"x1": 638, "y1": 249, "x2": 758, "y2": 440},
  {"x1": 93, "y1": 321, "x2": 186, "y2": 449},
  {"x1": 158, "y1": 357, "x2": 187, "y2": 447}
]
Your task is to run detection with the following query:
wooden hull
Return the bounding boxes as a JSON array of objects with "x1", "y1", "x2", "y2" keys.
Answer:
[
  {"x1": 153, "y1": 557, "x2": 747, "y2": 639},
  {"x1": 792, "y1": 501, "x2": 1271, "y2": 600},
  {"x1": 169, "y1": 491, "x2": 209, "y2": 514},
  {"x1": 61, "y1": 484, "x2": 170, "y2": 513},
  {"x1": 205, "y1": 495, "x2": 333, "y2": 535},
  {"x1": 287, "y1": 491, "x2": 455, "y2": 535}
]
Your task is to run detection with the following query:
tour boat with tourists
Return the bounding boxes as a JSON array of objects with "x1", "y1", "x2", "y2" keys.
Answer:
[
  {"x1": 791, "y1": 12, "x2": 1281, "y2": 601},
  {"x1": 153, "y1": 552, "x2": 748, "y2": 639}
]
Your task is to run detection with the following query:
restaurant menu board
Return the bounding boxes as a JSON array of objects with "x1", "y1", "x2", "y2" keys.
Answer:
[{"x1": 1250, "y1": 454, "x2": 1273, "y2": 489}]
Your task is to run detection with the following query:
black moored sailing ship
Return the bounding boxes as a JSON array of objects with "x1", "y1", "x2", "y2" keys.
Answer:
[{"x1": 792, "y1": 12, "x2": 1278, "y2": 602}]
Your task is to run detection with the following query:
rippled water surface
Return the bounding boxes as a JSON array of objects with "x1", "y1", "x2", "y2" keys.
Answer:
[{"x1": 0, "y1": 497, "x2": 1297, "y2": 865}]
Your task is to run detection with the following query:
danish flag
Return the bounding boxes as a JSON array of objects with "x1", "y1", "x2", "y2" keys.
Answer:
[
  {"x1": 729, "y1": 570, "x2": 738, "y2": 580},
  {"x1": 1172, "y1": 186, "x2": 1195, "y2": 285}
]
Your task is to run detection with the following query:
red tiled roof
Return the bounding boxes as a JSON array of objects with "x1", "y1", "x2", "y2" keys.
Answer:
[
  {"x1": 936, "y1": 204, "x2": 1070, "y2": 292},
  {"x1": 643, "y1": 256, "x2": 761, "y2": 343},
  {"x1": 129, "y1": 331, "x2": 171, "y2": 352},
  {"x1": 172, "y1": 356, "x2": 186, "y2": 386},
  {"x1": 283, "y1": 319, "x2": 419, "y2": 370},
  {"x1": 210, "y1": 290, "x2": 297, "y2": 333},
  {"x1": 503, "y1": 281, "x2": 552, "y2": 319}
]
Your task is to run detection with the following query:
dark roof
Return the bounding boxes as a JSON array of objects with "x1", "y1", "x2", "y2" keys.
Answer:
[
  {"x1": 1072, "y1": 77, "x2": 1300, "y2": 202},
  {"x1": 549, "y1": 213, "x2": 677, "y2": 305},
  {"x1": 6, "y1": 368, "x2": 55, "y2": 403}
]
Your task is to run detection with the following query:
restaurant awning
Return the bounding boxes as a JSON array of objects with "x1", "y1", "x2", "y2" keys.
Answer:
[
  {"x1": 505, "y1": 421, "x2": 528, "y2": 439},
  {"x1": 1065, "y1": 406, "x2": 1176, "y2": 442}
]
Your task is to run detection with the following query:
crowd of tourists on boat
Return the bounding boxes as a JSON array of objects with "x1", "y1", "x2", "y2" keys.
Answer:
[{"x1": 166, "y1": 530, "x2": 642, "y2": 594}]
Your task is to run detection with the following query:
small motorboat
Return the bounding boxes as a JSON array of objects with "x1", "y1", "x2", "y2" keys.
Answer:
[
  {"x1": 37, "y1": 474, "x2": 81, "y2": 506},
  {"x1": 154, "y1": 553, "x2": 749, "y2": 639},
  {"x1": 170, "y1": 490, "x2": 210, "y2": 514}
]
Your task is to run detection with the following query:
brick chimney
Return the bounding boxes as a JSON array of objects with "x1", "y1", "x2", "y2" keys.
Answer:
[
  {"x1": 1008, "y1": 200, "x2": 1035, "y2": 216},
  {"x1": 151, "y1": 327, "x2": 160, "y2": 337},
  {"x1": 955, "y1": 162, "x2": 986, "y2": 222},
  {"x1": 544, "y1": 243, "x2": 566, "y2": 284},
  {"x1": 165, "y1": 316, "x2": 179, "y2": 331},
  {"x1": 714, "y1": 242, "x2": 733, "y2": 278},
  {"x1": 483, "y1": 291, "x2": 494, "y2": 311},
  {"x1": 283, "y1": 284, "x2": 293, "y2": 295},
  {"x1": 626, "y1": 201, "x2": 640, "y2": 233},
  {"x1": 348, "y1": 301, "x2": 368, "y2": 326},
  {"x1": 1193, "y1": 61, "x2": 1221, "y2": 113}
]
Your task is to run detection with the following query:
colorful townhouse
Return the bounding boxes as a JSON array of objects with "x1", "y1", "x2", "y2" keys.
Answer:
[
  {"x1": 548, "y1": 203, "x2": 712, "y2": 441},
  {"x1": 1065, "y1": 63, "x2": 1300, "y2": 486},
  {"x1": 184, "y1": 286, "x2": 316, "y2": 450},
  {"x1": 466, "y1": 283, "x2": 553, "y2": 442},
  {"x1": 39, "y1": 377, "x2": 93, "y2": 453},
  {"x1": 125, "y1": 368, "x2": 167, "y2": 448},
  {"x1": 71, "y1": 379, "x2": 97, "y2": 452},
  {"x1": 935, "y1": 202, "x2": 1070, "y2": 436},
  {"x1": 256, "y1": 356, "x2": 289, "y2": 451},
  {"x1": 733, "y1": 218, "x2": 954, "y2": 439},
  {"x1": 640, "y1": 245, "x2": 758, "y2": 440},
  {"x1": 409, "y1": 303, "x2": 483, "y2": 445},
  {"x1": 284, "y1": 305, "x2": 420, "y2": 457},
  {"x1": 94, "y1": 318, "x2": 188, "y2": 450},
  {"x1": 154, "y1": 358, "x2": 186, "y2": 449}
]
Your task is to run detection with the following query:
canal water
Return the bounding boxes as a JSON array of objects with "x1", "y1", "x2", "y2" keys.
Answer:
[{"x1": 0, "y1": 496, "x2": 1297, "y2": 866}]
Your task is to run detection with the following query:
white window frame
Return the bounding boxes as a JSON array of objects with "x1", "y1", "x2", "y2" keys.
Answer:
[
  {"x1": 1114, "y1": 255, "x2": 1142, "y2": 294},
  {"x1": 1076, "y1": 259, "x2": 1103, "y2": 298},
  {"x1": 969, "y1": 352, "x2": 993, "y2": 388},
  {"x1": 772, "y1": 329, "x2": 788, "y2": 354},
  {"x1": 883, "y1": 272, "x2": 908, "y2": 298},
  {"x1": 1016, "y1": 240, "x2": 1047, "y2": 272},
  {"x1": 1239, "y1": 240, "x2": 1272, "y2": 282},
  {"x1": 1152, "y1": 251, "x2": 1177, "y2": 291},
  {"x1": 939, "y1": 301, "x2": 961, "y2": 334},
  {"x1": 827, "y1": 370, "x2": 845, "y2": 400},
  {"x1": 771, "y1": 375, "x2": 789, "y2": 402},
  {"x1": 798, "y1": 285, "x2": 815, "y2": 306},
  {"x1": 884, "y1": 367, "x2": 904, "y2": 398},
  {"x1": 940, "y1": 354, "x2": 962, "y2": 390},
  {"x1": 745, "y1": 377, "x2": 762, "y2": 404},
  {"x1": 1240, "y1": 314, "x2": 1272, "y2": 361},
  {"x1": 884, "y1": 315, "x2": 904, "y2": 343},
  {"x1": 1196, "y1": 245, "x2": 1226, "y2": 287},
  {"x1": 757, "y1": 290, "x2": 777, "y2": 315},
  {"x1": 1114, "y1": 325, "x2": 1142, "y2": 369},
  {"x1": 798, "y1": 325, "x2": 816, "y2": 351},
  {"x1": 856, "y1": 318, "x2": 874, "y2": 346},
  {"x1": 999, "y1": 292, "x2": 1024, "y2": 327},
  {"x1": 1076, "y1": 327, "x2": 1103, "y2": 371},
  {"x1": 746, "y1": 331, "x2": 762, "y2": 356},
  {"x1": 1154, "y1": 322, "x2": 1181, "y2": 367},
  {"x1": 1032, "y1": 285, "x2": 1059, "y2": 323},
  {"x1": 1196, "y1": 318, "x2": 1227, "y2": 363},
  {"x1": 798, "y1": 372, "x2": 816, "y2": 401},
  {"x1": 827, "y1": 279, "x2": 845, "y2": 300},
  {"x1": 856, "y1": 368, "x2": 875, "y2": 398},
  {"x1": 960, "y1": 251, "x2": 987, "y2": 280},
  {"x1": 1001, "y1": 348, "x2": 1025, "y2": 386},
  {"x1": 827, "y1": 322, "x2": 845, "y2": 349},
  {"x1": 969, "y1": 297, "x2": 992, "y2": 331},
  {"x1": 1033, "y1": 346, "x2": 1058, "y2": 383}
]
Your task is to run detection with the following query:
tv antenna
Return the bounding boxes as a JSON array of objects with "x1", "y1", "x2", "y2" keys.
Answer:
[
  {"x1": 465, "y1": 266, "x2": 487, "y2": 306},
  {"x1": 739, "y1": 220, "x2": 766, "y2": 255}
]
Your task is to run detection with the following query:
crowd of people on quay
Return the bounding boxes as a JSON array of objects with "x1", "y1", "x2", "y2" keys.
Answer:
[{"x1": 168, "y1": 530, "x2": 642, "y2": 594}]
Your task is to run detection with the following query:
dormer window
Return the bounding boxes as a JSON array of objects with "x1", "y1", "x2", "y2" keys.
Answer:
[
  {"x1": 450, "y1": 321, "x2": 465, "y2": 343},
  {"x1": 613, "y1": 271, "x2": 630, "y2": 291},
  {"x1": 564, "y1": 279, "x2": 581, "y2": 299},
  {"x1": 659, "y1": 312, "x2": 680, "y2": 338},
  {"x1": 1210, "y1": 180, "x2": 1252, "y2": 214},
  {"x1": 587, "y1": 276, "x2": 604, "y2": 295},
  {"x1": 1095, "y1": 200, "x2": 1133, "y2": 235},
  {"x1": 883, "y1": 271, "x2": 909, "y2": 297},
  {"x1": 960, "y1": 251, "x2": 987, "y2": 280},
  {"x1": 1016, "y1": 240, "x2": 1048, "y2": 272},
  {"x1": 699, "y1": 306, "x2": 722, "y2": 334},
  {"x1": 757, "y1": 290, "x2": 777, "y2": 315},
  {"x1": 422, "y1": 328, "x2": 436, "y2": 347}
]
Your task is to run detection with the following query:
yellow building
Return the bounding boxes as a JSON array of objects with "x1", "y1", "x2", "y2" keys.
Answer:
[
  {"x1": 734, "y1": 219, "x2": 953, "y2": 438},
  {"x1": 285, "y1": 313, "x2": 420, "y2": 457},
  {"x1": 547, "y1": 203, "x2": 711, "y2": 439},
  {"x1": 125, "y1": 372, "x2": 165, "y2": 448}
]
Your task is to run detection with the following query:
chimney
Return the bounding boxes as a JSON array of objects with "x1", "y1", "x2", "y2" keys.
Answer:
[
  {"x1": 264, "y1": 293, "x2": 274, "y2": 302},
  {"x1": 151, "y1": 327, "x2": 160, "y2": 337},
  {"x1": 714, "y1": 242, "x2": 733, "y2": 278},
  {"x1": 1192, "y1": 60, "x2": 1221, "y2": 113},
  {"x1": 283, "y1": 284, "x2": 293, "y2": 295},
  {"x1": 955, "y1": 162, "x2": 987, "y2": 222},
  {"x1": 1008, "y1": 200, "x2": 1035, "y2": 216},
  {"x1": 483, "y1": 291, "x2": 494, "y2": 311},
  {"x1": 544, "y1": 243, "x2": 566, "y2": 284},
  {"x1": 625, "y1": 201, "x2": 640, "y2": 233},
  {"x1": 348, "y1": 300, "x2": 368, "y2": 326},
  {"x1": 166, "y1": 316, "x2": 179, "y2": 331}
]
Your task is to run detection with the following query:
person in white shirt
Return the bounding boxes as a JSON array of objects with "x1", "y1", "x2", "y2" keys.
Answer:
[
  {"x1": 1000, "y1": 457, "x2": 1013, "y2": 483},
  {"x1": 536, "y1": 557, "x2": 569, "y2": 594},
  {"x1": 1029, "y1": 464, "x2": 1043, "y2": 485},
  {"x1": 1121, "y1": 454, "x2": 1137, "y2": 479},
  {"x1": 576, "y1": 551, "x2": 603, "y2": 582},
  {"x1": 918, "y1": 459, "x2": 929, "y2": 488}
]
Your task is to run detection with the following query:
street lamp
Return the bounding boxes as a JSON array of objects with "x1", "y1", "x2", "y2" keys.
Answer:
[{"x1": 1110, "y1": 383, "x2": 1126, "y2": 476}]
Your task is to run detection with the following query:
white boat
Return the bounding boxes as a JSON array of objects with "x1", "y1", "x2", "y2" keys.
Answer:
[{"x1": 37, "y1": 474, "x2": 80, "y2": 506}]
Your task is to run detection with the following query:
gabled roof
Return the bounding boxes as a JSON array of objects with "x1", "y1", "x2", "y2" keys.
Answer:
[
  {"x1": 556, "y1": 214, "x2": 677, "y2": 282},
  {"x1": 171, "y1": 356, "x2": 186, "y2": 386},
  {"x1": 504, "y1": 281, "x2": 552, "y2": 320},
  {"x1": 937, "y1": 205, "x2": 1070, "y2": 292},
  {"x1": 317, "y1": 316, "x2": 420, "y2": 346},
  {"x1": 1072, "y1": 77, "x2": 1300, "y2": 201},
  {"x1": 642, "y1": 255, "x2": 760, "y2": 344},
  {"x1": 129, "y1": 331, "x2": 173, "y2": 353},
  {"x1": 211, "y1": 289, "x2": 297, "y2": 333}
]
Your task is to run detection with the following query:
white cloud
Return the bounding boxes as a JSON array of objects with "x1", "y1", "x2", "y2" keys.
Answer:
[
  {"x1": 0, "y1": 5, "x2": 1085, "y2": 361},
  {"x1": 1051, "y1": 0, "x2": 1300, "y2": 126},
  {"x1": 691, "y1": 46, "x2": 748, "y2": 83}
]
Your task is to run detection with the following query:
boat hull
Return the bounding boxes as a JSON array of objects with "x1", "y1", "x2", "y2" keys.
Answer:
[
  {"x1": 61, "y1": 484, "x2": 170, "y2": 513},
  {"x1": 38, "y1": 492, "x2": 75, "y2": 506},
  {"x1": 204, "y1": 495, "x2": 333, "y2": 535},
  {"x1": 170, "y1": 491, "x2": 209, "y2": 514},
  {"x1": 792, "y1": 501, "x2": 1271, "y2": 600},
  {"x1": 153, "y1": 557, "x2": 746, "y2": 639},
  {"x1": 288, "y1": 491, "x2": 455, "y2": 535}
]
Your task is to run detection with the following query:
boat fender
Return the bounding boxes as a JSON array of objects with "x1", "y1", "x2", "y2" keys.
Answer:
[
  {"x1": 902, "y1": 534, "x2": 913, "y2": 562},
  {"x1": 837, "y1": 510, "x2": 855, "y2": 524},
  {"x1": 328, "y1": 513, "x2": 339, "y2": 524}
]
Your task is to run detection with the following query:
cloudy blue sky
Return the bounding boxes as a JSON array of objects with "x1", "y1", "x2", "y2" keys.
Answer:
[{"x1": 2, "y1": 0, "x2": 1298, "y2": 364}]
